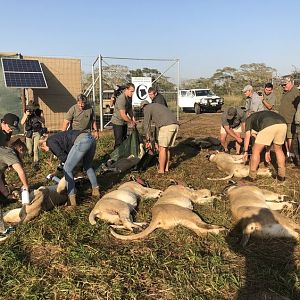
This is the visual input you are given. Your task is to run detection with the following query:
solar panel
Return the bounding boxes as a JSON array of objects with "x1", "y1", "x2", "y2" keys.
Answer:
[{"x1": 1, "y1": 58, "x2": 48, "y2": 88}]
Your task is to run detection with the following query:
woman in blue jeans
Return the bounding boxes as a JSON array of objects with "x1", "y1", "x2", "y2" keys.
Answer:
[
  {"x1": 64, "y1": 133, "x2": 99, "y2": 205},
  {"x1": 40, "y1": 130, "x2": 100, "y2": 207}
]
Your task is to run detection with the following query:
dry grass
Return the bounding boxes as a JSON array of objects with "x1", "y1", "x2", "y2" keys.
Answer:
[{"x1": 1, "y1": 112, "x2": 300, "y2": 299}]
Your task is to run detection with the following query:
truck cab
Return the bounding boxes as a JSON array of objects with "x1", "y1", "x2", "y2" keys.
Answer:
[{"x1": 178, "y1": 88, "x2": 223, "y2": 114}]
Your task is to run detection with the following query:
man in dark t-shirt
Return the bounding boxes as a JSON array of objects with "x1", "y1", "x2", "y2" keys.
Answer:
[
  {"x1": 242, "y1": 111, "x2": 287, "y2": 181},
  {"x1": 148, "y1": 87, "x2": 168, "y2": 107}
]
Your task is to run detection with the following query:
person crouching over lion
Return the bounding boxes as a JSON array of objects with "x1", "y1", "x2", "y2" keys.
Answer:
[
  {"x1": 39, "y1": 130, "x2": 100, "y2": 207},
  {"x1": 242, "y1": 110, "x2": 287, "y2": 182}
]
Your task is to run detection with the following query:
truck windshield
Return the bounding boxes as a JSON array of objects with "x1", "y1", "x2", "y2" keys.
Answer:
[{"x1": 195, "y1": 90, "x2": 214, "y2": 96}]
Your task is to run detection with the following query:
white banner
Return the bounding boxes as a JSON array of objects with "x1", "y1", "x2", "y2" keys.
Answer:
[{"x1": 131, "y1": 77, "x2": 152, "y2": 107}]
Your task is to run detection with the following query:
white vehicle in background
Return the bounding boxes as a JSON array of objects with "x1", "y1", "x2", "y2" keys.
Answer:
[{"x1": 178, "y1": 88, "x2": 224, "y2": 114}]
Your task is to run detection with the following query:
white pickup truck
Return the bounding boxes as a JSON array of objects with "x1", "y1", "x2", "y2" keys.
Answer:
[{"x1": 178, "y1": 88, "x2": 224, "y2": 114}]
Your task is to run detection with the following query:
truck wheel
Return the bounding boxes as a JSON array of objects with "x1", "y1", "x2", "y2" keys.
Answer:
[{"x1": 195, "y1": 103, "x2": 201, "y2": 114}]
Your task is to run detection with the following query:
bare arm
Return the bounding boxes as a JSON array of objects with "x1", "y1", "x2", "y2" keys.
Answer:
[
  {"x1": 12, "y1": 163, "x2": 29, "y2": 190},
  {"x1": 224, "y1": 125, "x2": 242, "y2": 143},
  {"x1": 21, "y1": 111, "x2": 30, "y2": 125},
  {"x1": 242, "y1": 130, "x2": 251, "y2": 161},
  {"x1": 119, "y1": 109, "x2": 136, "y2": 126},
  {"x1": 262, "y1": 98, "x2": 273, "y2": 110},
  {"x1": 62, "y1": 119, "x2": 70, "y2": 131}
]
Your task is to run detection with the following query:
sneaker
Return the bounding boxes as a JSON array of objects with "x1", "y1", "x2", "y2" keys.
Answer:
[
  {"x1": 277, "y1": 175, "x2": 286, "y2": 182},
  {"x1": 243, "y1": 176, "x2": 255, "y2": 182}
]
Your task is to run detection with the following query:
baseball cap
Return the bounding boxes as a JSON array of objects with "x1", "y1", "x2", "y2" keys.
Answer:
[
  {"x1": 140, "y1": 100, "x2": 150, "y2": 108},
  {"x1": 280, "y1": 76, "x2": 292, "y2": 85},
  {"x1": 1, "y1": 113, "x2": 20, "y2": 130},
  {"x1": 242, "y1": 85, "x2": 253, "y2": 92},
  {"x1": 226, "y1": 107, "x2": 237, "y2": 120}
]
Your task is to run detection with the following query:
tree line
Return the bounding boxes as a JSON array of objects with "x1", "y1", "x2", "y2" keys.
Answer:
[{"x1": 82, "y1": 63, "x2": 300, "y2": 97}]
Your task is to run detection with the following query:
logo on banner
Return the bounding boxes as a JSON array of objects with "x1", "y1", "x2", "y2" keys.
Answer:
[{"x1": 136, "y1": 84, "x2": 148, "y2": 100}]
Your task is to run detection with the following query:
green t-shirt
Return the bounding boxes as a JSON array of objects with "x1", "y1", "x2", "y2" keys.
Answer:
[
  {"x1": 111, "y1": 93, "x2": 133, "y2": 126},
  {"x1": 0, "y1": 147, "x2": 20, "y2": 173},
  {"x1": 65, "y1": 103, "x2": 95, "y2": 130},
  {"x1": 245, "y1": 111, "x2": 286, "y2": 132}
]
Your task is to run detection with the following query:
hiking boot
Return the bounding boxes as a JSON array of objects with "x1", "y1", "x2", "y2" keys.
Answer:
[
  {"x1": 67, "y1": 194, "x2": 77, "y2": 207},
  {"x1": 92, "y1": 187, "x2": 100, "y2": 197}
]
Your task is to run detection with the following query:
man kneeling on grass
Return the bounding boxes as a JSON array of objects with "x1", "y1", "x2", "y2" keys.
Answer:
[
  {"x1": 140, "y1": 100, "x2": 179, "y2": 174},
  {"x1": 242, "y1": 110, "x2": 287, "y2": 182},
  {"x1": 39, "y1": 130, "x2": 100, "y2": 207}
]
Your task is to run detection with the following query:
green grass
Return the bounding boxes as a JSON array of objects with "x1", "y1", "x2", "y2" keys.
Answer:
[{"x1": 1, "y1": 115, "x2": 300, "y2": 300}]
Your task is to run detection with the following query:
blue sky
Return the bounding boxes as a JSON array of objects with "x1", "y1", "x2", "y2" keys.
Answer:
[{"x1": 1, "y1": 0, "x2": 300, "y2": 81}]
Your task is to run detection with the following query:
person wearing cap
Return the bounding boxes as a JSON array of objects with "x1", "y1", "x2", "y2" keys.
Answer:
[
  {"x1": 0, "y1": 113, "x2": 20, "y2": 147},
  {"x1": 261, "y1": 82, "x2": 276, "y2": 111},
  {"x1": 0, "y1": 139, "x2": 29, "y2": 203},
  {"x1": 278, "y1": 76, "x2": 300, "y2": 163},
  {"x1": 141, "y1": 100, "x2": 179, "y2": 174},
  {"x1": 148, "y1": 87, "x2": 168, "y2": 107},
  {"x1": 243, "y1": 85, "x2": 265, "y2": 115},
  {"x1": 110, "y1": 83, "x2": 137, "y2": 149},
  {"x1": 39, "y1": 130, "x2": 100, "y2": 207},
  {"x1": 62, "y1": 94, "x2": 99, "y2": 139},
  {"x1": 220, "y1": 107, "x2": 246, "y2": 154},
  {"x1": 242, "y1": 110, "x2": 287, "y2": 182}
]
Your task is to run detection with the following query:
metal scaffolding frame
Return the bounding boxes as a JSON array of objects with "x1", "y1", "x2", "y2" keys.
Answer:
[{"x1": 86, "y1": 55, "x2": 180, "y2": 131}]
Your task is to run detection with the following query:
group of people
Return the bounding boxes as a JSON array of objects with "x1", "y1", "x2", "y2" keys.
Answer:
[
  {"x1": 1, "y1": 76, "x2": 300, "y2": 206},
  {"x1": 220, "y1": 76, "x2": 300, "y2": 181},
  {"x1": 110, "y1": 84, "x2": 179, "y2": 174},
  {"x1": 0, "y1": 94, "x2": 100, "y2": 206}
]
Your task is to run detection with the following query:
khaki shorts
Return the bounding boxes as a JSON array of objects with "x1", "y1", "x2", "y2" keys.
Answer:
[
  {"x1": 220, "y1": 124, "x2": 242, "y2": 134},
  {"x1": 255, "y1": 124, "x2": 287, "y2": 146},
  {"x1": 158, "y1": 124, "x2": 179, "y2": 147}
]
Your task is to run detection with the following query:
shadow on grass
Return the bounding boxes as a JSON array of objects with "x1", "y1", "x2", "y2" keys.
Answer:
[{"x1": 226, "y1": 212, "x2": 300, "y2": 300}]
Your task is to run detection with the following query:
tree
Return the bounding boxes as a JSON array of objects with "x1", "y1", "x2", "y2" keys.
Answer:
[{"x1": 238, "y1": 63, "x2": 276, "y2": 91}]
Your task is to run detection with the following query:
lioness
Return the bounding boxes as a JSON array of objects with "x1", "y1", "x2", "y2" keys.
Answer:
[
  {"x1": 228, "y1": 184, "x2": 299, "y2": 246},
  {"x1": 3, "y1": 177, "x2": 68, "y2": 225},
  {"x1": 89, "y1": 181, "x2": 162, "y2": 230},
  {"x1": 207, "y1": 152, "x2": 272, "y2": 180}
]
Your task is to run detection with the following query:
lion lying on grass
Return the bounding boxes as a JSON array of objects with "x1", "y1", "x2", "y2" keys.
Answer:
[
  {"x1": 89, "y1": 181, "x2": 162, "y2": 230},
  {"x1": 3, "y1": 177, "x2": 68, "y2": 225},
  {"x1": 110, "y1": 184, "x2": 225, "y2": 240},
  {"x1": 227, "y1": 184, "x2": 299, "y2": 246},
  {"x1": 207, "y1": 152, "x2": 272, "y2": 180}
]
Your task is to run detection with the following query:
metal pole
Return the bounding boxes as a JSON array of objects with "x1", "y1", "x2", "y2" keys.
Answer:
[
  {"x1": 92, "y1": 59, "x2": 96, "y2": 104},
  {"x1": 99, "y1": 55, "x2": 103, "y2": 131},
  {"x1": 177, "y1": 59, "x2": 180, "y2": 121}
]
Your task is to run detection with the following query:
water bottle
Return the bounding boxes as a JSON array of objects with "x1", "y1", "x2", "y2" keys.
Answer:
[
  {"x1": 46, "y1": 174, "x2": 61, "y2": 184},
  {"x1": 21, "y1": 187, "x2": 30, "y2": 205}
]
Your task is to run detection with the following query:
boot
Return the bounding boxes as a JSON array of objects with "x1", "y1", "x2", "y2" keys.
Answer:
[
  {"x1": 92, "y1": 187, "x2": 100, "y2": 197},
  {"x1": 67, "y1": 194, "x2": 77, "y2": 207}
]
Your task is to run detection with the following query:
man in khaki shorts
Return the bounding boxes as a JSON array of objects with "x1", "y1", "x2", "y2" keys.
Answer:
[
  {"x1": 141, "y1": 100, "x2": 179, "y2": 174},
  {"x1": 220, "y1": 107, "x2": 246, "y2": 154},
  {"x1": 242, "y1": 111, "x2": 287, "y2": 181}
]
